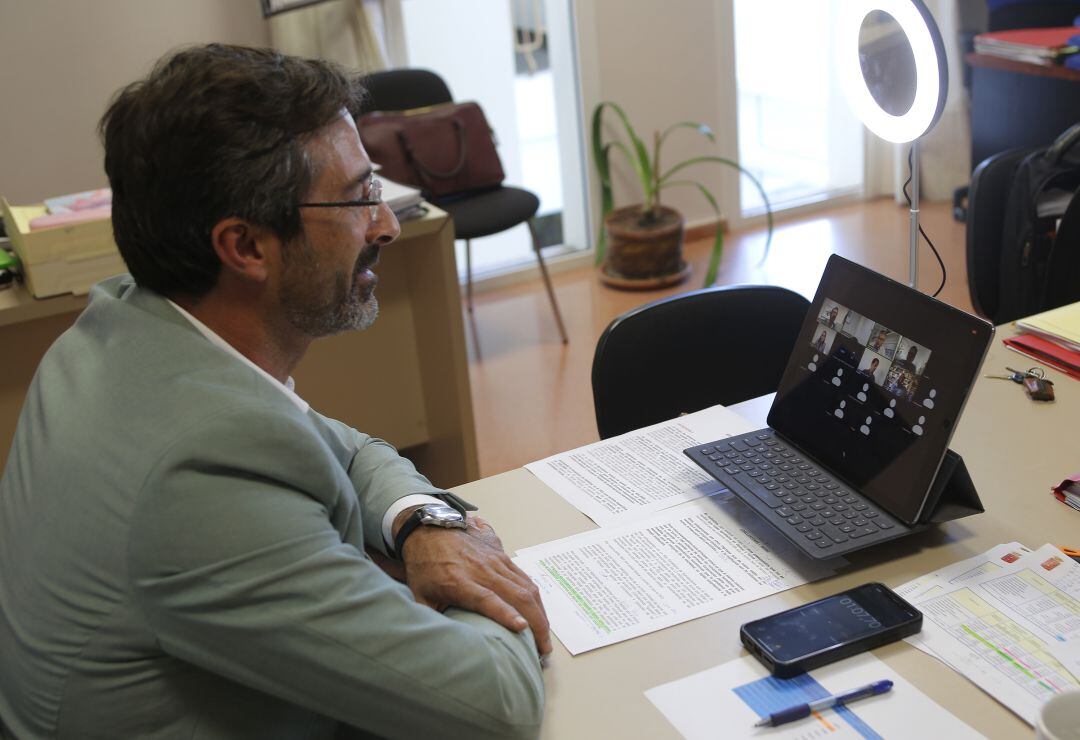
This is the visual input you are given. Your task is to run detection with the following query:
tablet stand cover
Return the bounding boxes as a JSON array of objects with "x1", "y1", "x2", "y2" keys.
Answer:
[{"x1": 918, "y1": 449, "x2": 984, "y2": 525}]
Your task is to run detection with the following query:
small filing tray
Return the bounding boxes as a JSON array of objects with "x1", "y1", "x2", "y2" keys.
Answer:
[{"x1": 1, "y1": 197, "x2": 124, "y2": 298}]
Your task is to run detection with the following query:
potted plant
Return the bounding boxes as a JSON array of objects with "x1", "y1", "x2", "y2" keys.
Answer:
[{"x1": 591, "y1": 101, "x2": 773, "y2": 288}]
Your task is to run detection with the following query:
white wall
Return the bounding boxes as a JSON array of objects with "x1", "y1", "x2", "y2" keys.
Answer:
[
  {"x1": 0, "y1": 0, "x2": 269, "y2": 204},
  {"x1": 573, "y1": 0, "x2": 740, "y2": 231},
  {"x1": 399, "y1": 0, "x2": 524, "y2": 185}
]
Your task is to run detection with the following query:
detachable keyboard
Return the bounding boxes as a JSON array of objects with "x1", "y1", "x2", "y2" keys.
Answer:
[{"x1": 684, "y1": 429, "x2": 909, "y2": 560}]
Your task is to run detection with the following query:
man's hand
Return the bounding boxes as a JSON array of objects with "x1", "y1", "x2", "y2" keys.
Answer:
[{"x1": 398, "y1": 513, "x2": 552, "y2": 657}]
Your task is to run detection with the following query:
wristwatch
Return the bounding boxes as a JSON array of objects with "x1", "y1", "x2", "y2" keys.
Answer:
[{"x1": 393, "y1": 502, "x2": 467, "y2": 558}]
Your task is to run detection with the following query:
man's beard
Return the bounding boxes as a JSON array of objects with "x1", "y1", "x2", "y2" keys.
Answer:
[{"x1": 279, "y1": 235, "x2": 380, "y2": 338}]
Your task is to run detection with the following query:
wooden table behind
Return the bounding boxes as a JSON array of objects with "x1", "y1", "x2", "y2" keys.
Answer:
[{"x1": 0, "y1": 207, "x2": 478, "y2": 488}]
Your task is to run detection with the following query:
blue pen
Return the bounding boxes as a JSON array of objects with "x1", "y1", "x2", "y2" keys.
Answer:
[{"x1": 753, "y1": 679, "x2": 893, "y2": 728}]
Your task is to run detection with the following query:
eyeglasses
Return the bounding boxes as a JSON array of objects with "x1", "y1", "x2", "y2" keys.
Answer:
[{"x1": 298, "y1": 178, "x2": 383, "y2": 218}]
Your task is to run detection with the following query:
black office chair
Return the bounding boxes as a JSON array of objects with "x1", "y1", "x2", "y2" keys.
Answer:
[
  {"x1": 965, "y1": 147, "x2": 1036, "y2": 322},
  {"x1": 361, "y1": 68, "x2": 568, "y2": 344},
  {"x1": 591, "y1": 285, "x2": 810, "y2": 440}
]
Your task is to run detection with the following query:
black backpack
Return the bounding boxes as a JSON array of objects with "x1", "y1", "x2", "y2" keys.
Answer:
[{"x1": 994, "y1": 123, "x2": 1080, "y2": 324}]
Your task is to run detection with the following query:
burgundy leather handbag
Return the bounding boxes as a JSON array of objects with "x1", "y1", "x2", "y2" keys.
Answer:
[{"x1": 357, "y1": 101, "x2": 505, "y2": 198}]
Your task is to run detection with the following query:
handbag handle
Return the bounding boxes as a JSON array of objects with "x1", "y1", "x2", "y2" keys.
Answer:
[
  {"x1": 1048, "y1": 122, "x2": 1080, "y2": 164},
  {"x1": 399, "y1": 119, "x2": 469, "y2": 180}
]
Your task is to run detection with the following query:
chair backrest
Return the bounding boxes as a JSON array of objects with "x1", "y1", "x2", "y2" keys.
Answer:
[
  {"x1": 591, "y1": 285, "x2": 810, "y2": 440},
  {"x1": 966, "y1": 147, "x2": 1035, "y2": 321},
  {"x1": 360, "y1": 68, "x2": 453, "y2": 113}
]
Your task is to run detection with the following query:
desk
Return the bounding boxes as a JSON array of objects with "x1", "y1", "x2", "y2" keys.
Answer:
[
  {"x1": 453, "y1": 324, "x2": 1075, "y2": 738},
  {"x1": 0, "y1": 207, "x2": 478, "y2": 488},
  {"x1": 967, "y1": 52, "x2": 1080, "y2": 168}
]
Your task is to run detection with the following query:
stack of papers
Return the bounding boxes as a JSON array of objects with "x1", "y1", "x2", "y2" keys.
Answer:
[
  {"x1": 1052, "y1": 475, "x2": 1080, "y2": 511},
  {"x1": 974, "y1": 28, "x2": 1080, "y2": 66},
  {"x1": 379, "y1": 177, "x2": 425, "y2": 221},
  {"x1": 1007, "y1": 301, "x2": 1080, "y2": 379},
  {"x1": 895, "y1": 542, "x2": 1080, "y2": 725},
  {"x1": 1016, "y1": 302, "x2": 1080, "y2": 352},
  {"x1": 514, "y1": 406, "x2": 843, "y2": 655}
]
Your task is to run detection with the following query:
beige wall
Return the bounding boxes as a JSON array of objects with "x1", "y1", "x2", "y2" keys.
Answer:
[
  {"x1": 574, "y1": 0, "x2": 739, "y2": 229},
  {"x1": 0, "y1": 0, "x2": 270, "y2": 204}
]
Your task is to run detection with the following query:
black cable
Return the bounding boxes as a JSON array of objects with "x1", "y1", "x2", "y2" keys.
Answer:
[{"x1": 902, "y1": 145, "x2": 947, "y2": 298}]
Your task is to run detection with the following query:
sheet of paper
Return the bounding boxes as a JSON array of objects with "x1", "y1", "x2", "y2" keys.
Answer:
[
  {"x1": 894, "y1": 542, "x2": 1034, "y2": 604},
  {"x1": 513, "y1": 495, "x2": 840, "y2": 655},
  {"x1": 646, "y1": 652, "x2": 983, "y2": 740},
  {"x1": 898, "y1": 543, "x2": 1080, "y2": 725},
  {"x1": 524, "y1": 404, "x2": 758, "y2": 526}
]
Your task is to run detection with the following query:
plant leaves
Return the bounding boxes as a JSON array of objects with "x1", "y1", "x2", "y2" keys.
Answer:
[
  {"x1": 665, "y1": 179, "x2": 725, "y2": 286},
  {"x1": 659, "y1": 156, "x2": 774, "y2": 264}
]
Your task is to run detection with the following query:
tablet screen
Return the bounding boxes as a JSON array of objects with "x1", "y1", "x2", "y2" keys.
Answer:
[{"x1": 768, "y1": 256, "x2": 993, "y2": 524}]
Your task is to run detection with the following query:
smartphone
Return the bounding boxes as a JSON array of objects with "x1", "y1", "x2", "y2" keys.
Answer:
[{"x1": 740, "y1": 582, "x2": 922, "y2": 678}]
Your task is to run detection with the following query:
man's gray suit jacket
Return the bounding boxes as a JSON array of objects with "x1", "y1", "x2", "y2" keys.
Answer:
[{"x1": 0, "y1": 276, "x2": 543, "y2": 739}]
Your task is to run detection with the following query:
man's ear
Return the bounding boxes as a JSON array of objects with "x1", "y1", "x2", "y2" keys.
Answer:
[{"x1": 210, "y1": 217, "x2": 278, "y2": 283}]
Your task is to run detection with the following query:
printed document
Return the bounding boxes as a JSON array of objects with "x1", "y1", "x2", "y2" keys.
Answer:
[
  {"x1": 897, "y1": 543, "x2": 1080, "y2": 725},
  {"x1": 524, "y1": 404, "x2": 757, "y2": 526},
  {"x1": 513, "y1": 495, "x2": 839, "y2": 655},
  {"x1": 646, "y1": 652, "x2": 982, "y2": 740}
]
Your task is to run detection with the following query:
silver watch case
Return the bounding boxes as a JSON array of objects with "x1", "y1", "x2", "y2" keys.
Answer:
[{"x1": 419, "y1": 502, "x2": 467, "y2": 529}]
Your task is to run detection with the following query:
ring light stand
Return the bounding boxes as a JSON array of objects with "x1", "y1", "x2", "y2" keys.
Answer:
[{"x1": 838, "y1": 0, "x2": 948, "y2": 289}]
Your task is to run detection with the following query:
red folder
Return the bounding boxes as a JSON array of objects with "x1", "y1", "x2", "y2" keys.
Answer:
[
  {"x1": 976, "y1": 28, "x2": 1079, "y2": 51},
  {"x1": 1003, "y1": 333, "x2": 1080, "y2": 380}
]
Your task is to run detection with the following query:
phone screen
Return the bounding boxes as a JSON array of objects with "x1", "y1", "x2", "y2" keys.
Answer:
[{"x1": 744, "y1": 584, "x2": 917, "y2": 663}]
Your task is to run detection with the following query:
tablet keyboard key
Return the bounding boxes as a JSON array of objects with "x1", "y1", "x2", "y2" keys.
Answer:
[
  {"x1": 805, "y1": 530, "x2": 823, "y2": 540},
  {"x1": 816, "y1": 539, "x2": 833, "y2": 549},
  {"x1": 849, "y1": 526, "x2": 877, "y2": 538},
  {"x1": 796, "y1": 523, "x2": 812, "y2": 532},
  {"x1": 876, "y1": 519, "x2": 894, "y2": 529},
  {"x1": 809, "y1": 517, "x2": 826, "y2": 526}
]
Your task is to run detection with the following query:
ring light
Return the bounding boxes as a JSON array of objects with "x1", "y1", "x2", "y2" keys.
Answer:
[
  {"x1": 838, "y1": 0, "x2": 948, "y2": 144},
  {"x1": 838, "y1": 0, "x2": 949, "y2": 288}
]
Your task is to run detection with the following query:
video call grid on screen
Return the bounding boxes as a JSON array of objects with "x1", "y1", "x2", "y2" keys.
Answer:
[
  {"x1": 810, "y1": 299, "x2": 938, "y2": 429},
  {"x1": 768, "y1": 256, "x2": 993, "y2": 524}
]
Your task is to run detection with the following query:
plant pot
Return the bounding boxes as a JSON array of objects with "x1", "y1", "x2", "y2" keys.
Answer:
[{"x1": 600, "y1": 205, "x2": 691, "y2": 290}]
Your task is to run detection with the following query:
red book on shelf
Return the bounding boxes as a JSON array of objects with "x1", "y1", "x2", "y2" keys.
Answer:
[
  {"x1": 1003, "y1": 333, "x2": 1080, "y2": 379},
  {"x1": 976, "y1": 27, "x2": 1079, "y2": 51}
]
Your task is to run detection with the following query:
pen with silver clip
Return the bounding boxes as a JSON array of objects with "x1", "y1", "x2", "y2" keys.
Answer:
[{"x1": 753, "y1": 679, "x2": 893, "y2": 728}]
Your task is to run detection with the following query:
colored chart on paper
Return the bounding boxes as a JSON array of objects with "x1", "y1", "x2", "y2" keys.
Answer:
[
  {"x1": 733, "y1": 673, "x2": 882, "y2": 740},
  {"x1": 919, "y1": 586, "x2": 1080, "y2": 701}
]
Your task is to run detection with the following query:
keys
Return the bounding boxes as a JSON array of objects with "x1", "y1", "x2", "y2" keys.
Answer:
[{"x1": 985, "y1": 366, "x2": 1056, "y2": 402}]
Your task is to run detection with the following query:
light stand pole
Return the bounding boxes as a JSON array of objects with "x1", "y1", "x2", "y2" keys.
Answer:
[{"x1": 908, "y1": 139, "x2": 919, "y2": 288}]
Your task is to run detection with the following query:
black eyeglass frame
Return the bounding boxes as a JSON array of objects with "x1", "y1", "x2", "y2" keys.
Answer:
[{"x1": 298, "y1": 179, "x2": 383, "y2": 211}]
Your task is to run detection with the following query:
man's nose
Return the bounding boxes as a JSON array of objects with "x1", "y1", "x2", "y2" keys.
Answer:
[{"x1": 368, "y1": 204, "x2": 400, "y2": 247}]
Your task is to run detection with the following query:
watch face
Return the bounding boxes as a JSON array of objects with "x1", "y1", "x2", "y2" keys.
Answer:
[{"x1": 420, "y1": 503, "x2": 466, "y2": 527}]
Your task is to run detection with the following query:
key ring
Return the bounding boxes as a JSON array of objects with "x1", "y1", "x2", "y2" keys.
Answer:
[{"x1": 1006, "y1": 366, "x2": 1045, "y2": 380}]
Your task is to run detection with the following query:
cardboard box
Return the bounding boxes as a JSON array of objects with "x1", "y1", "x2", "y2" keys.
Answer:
[{"x1": 1, "y1": 197, "x2": 125, "y2": 298}]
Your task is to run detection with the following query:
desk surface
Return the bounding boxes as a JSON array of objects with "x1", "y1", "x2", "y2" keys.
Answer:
[{"x1": 452, "y1": 324, "x2": 1076, "y2": 738}]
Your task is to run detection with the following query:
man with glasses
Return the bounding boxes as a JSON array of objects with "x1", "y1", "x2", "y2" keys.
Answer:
[{"x1": 0, "y1": 45, "x2": 546, "y2": 739}]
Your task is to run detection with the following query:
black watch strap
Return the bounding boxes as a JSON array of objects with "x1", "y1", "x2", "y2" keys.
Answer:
[{"x1": 393, "y1": 507, "x2": 427, "y2": 559}]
